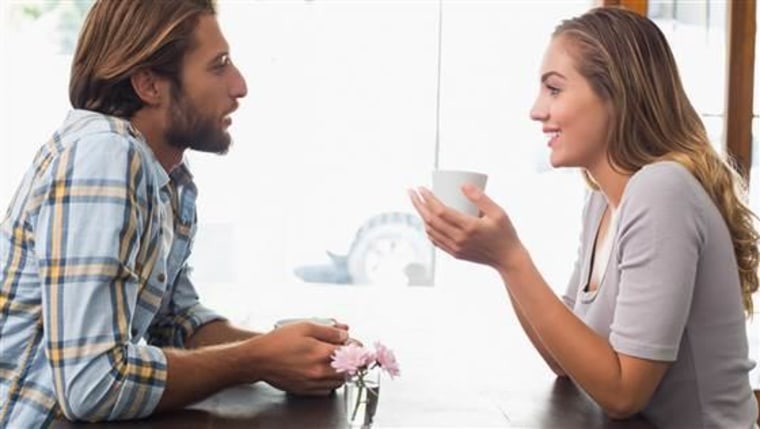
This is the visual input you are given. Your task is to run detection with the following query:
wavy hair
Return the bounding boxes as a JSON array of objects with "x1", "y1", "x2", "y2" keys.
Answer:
[
  {"x1": 555, "y1": 7, "x2": 759, "y2": 314},
  {"x1": 69, "y1": 0, "x2": 216, "y2": 118}
]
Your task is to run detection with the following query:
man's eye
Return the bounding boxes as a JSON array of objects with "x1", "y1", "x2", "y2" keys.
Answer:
[{"x1": 215, "y1": 55, "x2": 231, "y2": 69}]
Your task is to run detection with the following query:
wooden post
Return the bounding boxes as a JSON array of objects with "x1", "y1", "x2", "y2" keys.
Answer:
[
  {"x1": 725, "y1": 0, "x2": 756, "y2": 181},
  {"x1": 600, "y1": 0, "x2": 648, "y2": 16}
]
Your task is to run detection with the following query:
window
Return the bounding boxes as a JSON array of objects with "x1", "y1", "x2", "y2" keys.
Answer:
[
  {"x1": 0, "y1": 1, "x2": 593, "y2": 326},
  {"x1": 649, "y1": 1, "x2": 727, "y2": 151},
  {"x1": 189, "y1": 1, "x2": 592, "y2": 323},
  {"x1": 0, "y1": 1, "x2": 91, "y2": 207}
]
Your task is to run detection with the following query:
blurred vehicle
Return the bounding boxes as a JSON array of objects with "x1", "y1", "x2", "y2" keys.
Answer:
[{"x1": 294, "y1": 211, "x2": 433, "y2": 286}]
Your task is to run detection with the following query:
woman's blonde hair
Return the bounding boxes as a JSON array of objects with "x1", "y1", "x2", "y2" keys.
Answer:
[
  {"x1": 70, "y1": 0, "x2": 216, "y2": 118},
  {"x1": 555, "y1": 7, "x2": 759, "y2": 314}
]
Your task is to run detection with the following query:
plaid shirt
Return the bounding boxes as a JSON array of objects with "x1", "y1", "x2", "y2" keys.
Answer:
[{"x1": 0, "y1": 110, "x2": 224, "y2": 427}]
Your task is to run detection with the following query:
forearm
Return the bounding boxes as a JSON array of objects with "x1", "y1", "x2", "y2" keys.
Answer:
[
  {"x1": 157, "y1": 323, "x2": 347, "y2": 412},
  {"x1": 157, "y1": 321, "x2": 265, "y2": 411},
  {"x1": 186, "y1": 320, "x2": 261, "y2": 349},
  {"x1": 156, "y1": 341, "x2": 254, "y2": 412},
  {"x1": 497, "y1": 247, "x2": 641, "y2": 416},
  {"x1": 506, "y1": 288, "x2": 567, "y2": 377}
]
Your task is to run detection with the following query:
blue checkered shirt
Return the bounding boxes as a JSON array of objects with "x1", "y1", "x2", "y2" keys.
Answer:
[{"x1": 0, "y1": 109, "x2": 224, "y2": 427}]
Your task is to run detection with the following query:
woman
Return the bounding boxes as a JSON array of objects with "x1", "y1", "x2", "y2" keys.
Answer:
[{"x1": 410, "y1": 7, "x2": 759, "y2": 428}]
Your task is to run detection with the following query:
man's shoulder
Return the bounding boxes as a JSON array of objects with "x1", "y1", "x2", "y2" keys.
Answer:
[
  {"x1": 32, "y1": 110, "x2": 158, "y2": 189},
  {"x1": 60, "y1": 109, "x2": 139, "y2": 148},
  {"x1": 54, "y1": 110, "x2": 154, "y2": 169}
]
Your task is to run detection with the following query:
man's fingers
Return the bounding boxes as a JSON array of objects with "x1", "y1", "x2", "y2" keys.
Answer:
[
  {"x1": 307, "y1": 325, "x2": 349, "y2": 345},
  {"x1": 332, "y1": 320, "x2": 349, "y2": 331}
]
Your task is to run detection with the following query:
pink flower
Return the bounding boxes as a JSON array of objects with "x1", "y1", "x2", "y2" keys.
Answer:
[
  {"x1": 331, "y1": 343, "x2": 375, "y2": 376},
  {"x1": 374, "y1": 342, "x2": 400, "y2": 378}
]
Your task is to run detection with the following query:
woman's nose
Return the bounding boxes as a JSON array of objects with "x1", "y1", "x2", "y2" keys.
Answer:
[{"x1": 529, "y1": 98, "x2": 547, "y2": 122}]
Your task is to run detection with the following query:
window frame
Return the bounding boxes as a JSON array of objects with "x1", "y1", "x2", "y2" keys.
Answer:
[{"x1": 603, "y1": 0, "x2": 756, "y2": 184}]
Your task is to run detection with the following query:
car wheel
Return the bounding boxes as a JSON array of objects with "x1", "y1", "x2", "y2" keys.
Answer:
[{"x1": 345, "y1": 212, "x2": 433, "y2": 285}]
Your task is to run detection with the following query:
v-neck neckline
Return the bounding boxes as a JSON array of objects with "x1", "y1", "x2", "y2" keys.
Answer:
[{"x1": 582, "y1": 197, "x2": 616, "y2": 300}]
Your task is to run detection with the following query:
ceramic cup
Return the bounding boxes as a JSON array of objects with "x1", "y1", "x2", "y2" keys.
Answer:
[
  {"x1": 431, "y1": 169, "x2": 488, "y2": 216},
  {"x1": 274, "y1": 317, "x2": 336, "y2": 329}
]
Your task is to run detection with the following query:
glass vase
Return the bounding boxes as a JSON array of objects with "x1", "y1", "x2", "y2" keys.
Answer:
[{"x1": 344, "y1": 367, "x2": 381, "y2": 428}]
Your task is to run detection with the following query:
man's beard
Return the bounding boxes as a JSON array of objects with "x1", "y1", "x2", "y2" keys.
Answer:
[{"x1": 165, "y1": 85, "x2": 231, "y2": 154}]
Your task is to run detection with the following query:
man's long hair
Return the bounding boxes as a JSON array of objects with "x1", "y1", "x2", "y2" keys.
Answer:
[{"x1": 69, "y1": 0, "x2": 216, "y2": 118}]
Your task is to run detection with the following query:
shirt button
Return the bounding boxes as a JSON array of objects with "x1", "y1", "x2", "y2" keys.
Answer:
[{"x1": 157, "y1": 273, "x2": 166, "y2": 282}]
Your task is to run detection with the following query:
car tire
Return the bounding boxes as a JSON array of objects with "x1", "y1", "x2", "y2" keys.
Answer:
[{"x1": 345, "y1": 212, "x2": 433, "y2": 285}]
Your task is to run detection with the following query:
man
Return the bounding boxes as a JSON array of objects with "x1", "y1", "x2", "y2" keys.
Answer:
[{"x1": 0, "y1": 1, "x2": 349, "y2": 426}]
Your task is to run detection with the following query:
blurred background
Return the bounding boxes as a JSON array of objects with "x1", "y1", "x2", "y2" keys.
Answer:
[{"x1": 1, "y1": 0, "x2": 758, "y2": 378}]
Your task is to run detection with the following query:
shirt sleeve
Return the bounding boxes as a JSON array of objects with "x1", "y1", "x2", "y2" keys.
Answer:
[
  {"x1": 146, "y1": 263, "x2": 226, "y2": 348},
  {"x1": 33, "y1": 133, "x2": 167, "y2": 422},
  {"x1": 609, "y1": 164, "x2": 704, "y2": 362}
]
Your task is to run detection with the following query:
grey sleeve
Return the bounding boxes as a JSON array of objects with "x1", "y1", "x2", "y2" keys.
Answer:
[{"x1": 609, "y1": 164, "x2": 705, "y2": 362}]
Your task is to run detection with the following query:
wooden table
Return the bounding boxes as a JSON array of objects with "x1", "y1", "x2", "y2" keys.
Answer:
[
  {"x1": 52, "y1": 377, "x2": 653, "y2": 428},
  {"x1": 52, "y1": 280, "x2": 656, "y2": 428}
]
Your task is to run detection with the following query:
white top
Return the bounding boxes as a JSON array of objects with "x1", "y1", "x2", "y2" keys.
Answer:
[{"x1": 589, "y1": 208, "x2": 618, "y2": 289}]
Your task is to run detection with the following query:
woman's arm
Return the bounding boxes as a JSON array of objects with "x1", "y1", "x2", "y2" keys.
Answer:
[
  {"x1": 506, "y1": 288, "x2": 567, "y2": 377},
  {"x1": 410, "y1": 184, "x2": 676, "y2": 418},
  {"x1": 498, "y1": 246, "x2": 668, "y2": 418}
]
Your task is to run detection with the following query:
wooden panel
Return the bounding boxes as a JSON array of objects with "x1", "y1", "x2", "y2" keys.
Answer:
[
  {"x1": 601, "y1": 0, "x2": 648, "y2": 16},
  {"x1": 725, "y1": 0, "x2": 756, "y2": 181}
]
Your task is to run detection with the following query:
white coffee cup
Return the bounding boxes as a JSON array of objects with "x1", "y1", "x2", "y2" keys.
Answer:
[
  {"x1": 432, "y1": 169, "x2": 488, "y2": 216},
  {"x1": 274, "y1": 317, "x2": 336, "y2": 329}
]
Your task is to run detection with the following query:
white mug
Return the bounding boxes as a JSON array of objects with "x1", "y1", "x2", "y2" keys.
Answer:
[
  {"x1": 274, "y1": 317, "x2": 336, "y2": 329},
  {"x1": 431, "y1": 169, "x2": 488, "y2": 216}
]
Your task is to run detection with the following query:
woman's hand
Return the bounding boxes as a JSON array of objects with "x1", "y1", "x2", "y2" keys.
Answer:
[{"x1": 408, "y1": 184, "x2": 523, "y2": 271}]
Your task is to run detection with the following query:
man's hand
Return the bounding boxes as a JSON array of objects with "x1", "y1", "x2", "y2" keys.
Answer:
[{"x1": 244, "y1": 322, "x2": 349, "y2": 396}]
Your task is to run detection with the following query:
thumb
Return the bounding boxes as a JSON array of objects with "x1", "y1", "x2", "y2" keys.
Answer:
[
  {"x1": 462, "y1": 184, "x2": 501, "y2": 217},
  {"x1": 308, "y1": 325, "x2": 349, "y2": 345}
]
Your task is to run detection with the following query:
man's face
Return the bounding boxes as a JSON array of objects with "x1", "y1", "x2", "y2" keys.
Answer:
[{"x1": 165, "y1": 14, "x2": 247, "y2": 154}]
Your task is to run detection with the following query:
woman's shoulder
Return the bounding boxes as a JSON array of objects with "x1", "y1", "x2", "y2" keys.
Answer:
[{"x1": 625, "y1": 161, "x2": 705, "y2": 204}]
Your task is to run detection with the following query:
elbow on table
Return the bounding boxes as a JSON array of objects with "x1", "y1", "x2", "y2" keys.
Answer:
[
  {"x1": 55, "y1": 362, "x2": 122, "y2": 422},
  {"x1": 602, "y1": 397, "x2": 644, "y2": 420},
  {"x1": 551, "y1": 367, "x2": 568, "y2": 378},
  {"x1": 57, "y1": 387, "x2": 108, "y2": 423}
]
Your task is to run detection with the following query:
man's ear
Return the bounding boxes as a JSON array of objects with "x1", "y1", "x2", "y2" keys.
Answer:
[{"x1": 130, "y1": 69, "x2": 166, "y2": 106}]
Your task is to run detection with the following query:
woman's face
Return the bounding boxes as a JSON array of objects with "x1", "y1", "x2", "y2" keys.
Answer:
[{"x1": 530, "y1": 35, "x2": 611, "y2": 172}]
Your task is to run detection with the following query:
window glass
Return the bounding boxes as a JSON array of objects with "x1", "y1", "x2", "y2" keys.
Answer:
[
  {"x1": 0, "y1": 1, "x2": 592, "y2": 326},
  {"x1": 649, "y1": 1, "x2": 727, "y2": 150},
  {"x1": 0, "y1": 1, "x2": 92, "y2": 206}
]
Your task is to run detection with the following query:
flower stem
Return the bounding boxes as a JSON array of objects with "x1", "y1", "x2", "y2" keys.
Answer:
[{"x1": 351, "y1": 383, "x2": 364, "y2": 422}]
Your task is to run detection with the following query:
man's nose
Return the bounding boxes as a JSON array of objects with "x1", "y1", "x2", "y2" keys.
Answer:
[{"x1": 231, "y1": 65, "x2": 248, "y2": 99}]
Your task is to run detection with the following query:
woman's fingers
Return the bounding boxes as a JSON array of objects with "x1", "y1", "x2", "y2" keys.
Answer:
[
  {"x1": 425, "y1": 226, "x2": 461, "y2": 256},
  {"x1": 416, "y1": 188, "x2": 471, "y2": 229},
  {"x1": 408, "y1": 188, "x2": 469, "y2": 243}
]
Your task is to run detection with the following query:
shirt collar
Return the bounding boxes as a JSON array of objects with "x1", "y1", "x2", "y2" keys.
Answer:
[{"x1": 124, "y1": 121, "x2": 197, "y2": 191}]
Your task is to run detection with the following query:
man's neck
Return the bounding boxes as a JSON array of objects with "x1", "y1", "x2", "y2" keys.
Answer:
[{"x1": 129, "y1": 110, "x2": 185, "y2": 173}]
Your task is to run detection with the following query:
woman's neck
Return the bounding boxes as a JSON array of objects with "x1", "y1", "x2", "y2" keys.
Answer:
[{"x1": 588, "y1": 162, "x2": 630, "y2": 210}]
